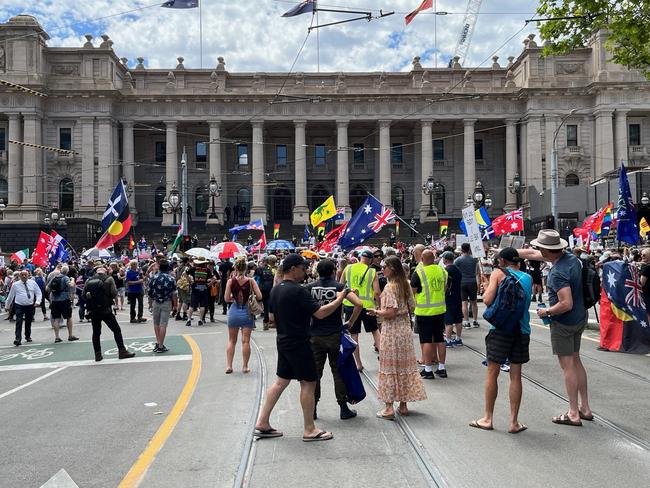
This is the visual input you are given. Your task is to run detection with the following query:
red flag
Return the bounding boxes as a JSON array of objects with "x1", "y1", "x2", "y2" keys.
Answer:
[
  {"x1": 491, "y1": 209, "x2": 524, "y2": 236},
  {"x1": 405, "y1": 0, "x2": 432, "y2": 25},
  {"x1": 573, "y1": 208, "x2": 602, "y2": 239},
  {"x1": 31, "y1": 231, "x2": 51, "y2": 267},
  {"x1": 129, "y1": 234, "x2": 136, "y2": 250},
  {"x1": 317, "y1": 223, "x2": 347, "y2": 253}
]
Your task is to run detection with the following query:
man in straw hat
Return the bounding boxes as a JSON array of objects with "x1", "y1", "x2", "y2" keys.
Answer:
[
  {"x1": 518, "y1": 229, "x2": 593, "y2": 427},
  {"x1": 186, "y1": 256, "x2": 214, "y2": 327}
]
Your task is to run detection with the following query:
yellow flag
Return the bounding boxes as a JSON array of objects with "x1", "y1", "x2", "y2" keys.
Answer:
[
  {"x1": 310, "y1": 195, "x2": 336, "y2": 227},
  {"x1": 640, "y1": 217, "x2": 650, "y2": 237}
]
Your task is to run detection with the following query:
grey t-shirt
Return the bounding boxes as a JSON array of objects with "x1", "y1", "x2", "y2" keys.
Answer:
[
  {"x1": 454, "y1": 255, "x2": 479, "y2": 284},
  {"x1": 547, "y1": 252, "x2": 586, "y2": 326}
]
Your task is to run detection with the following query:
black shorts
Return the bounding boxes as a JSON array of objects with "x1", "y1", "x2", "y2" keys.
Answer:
[
  {"x1": 531, "y1": 271, "x2": 543, "y2": 285},
  {"x1": 344, "y1": 306, "x2": 378, "y2": 334},
  {"x1": 460, "y1": 283, "x2": 478, "y2": 301},
  {"x1": 416, "y1": 314, "x2": 445, "y2": 343},
  {"x1": 191, "y1": 289, "x2": 209, "y2": 309},
  {"x1": 51, "y1": 300, "x2": 72, "y2": 320},
  {"x1": 276, "y1": 341, "x2": 318, "y2": 382},
  {"x1": 485, "y1": 329, "x2": 530, "y2": 364},
  {"x1": 444, "y1": 302, "x2": 463, "y2": 325}
]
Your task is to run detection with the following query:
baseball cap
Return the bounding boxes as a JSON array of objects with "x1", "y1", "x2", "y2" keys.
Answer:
[
  {"x1": 360, "y1": 250, "x2": 374, "y2": 259},
  {"x1": 498, "y1": 247, "x2": 520, "y2": 263},
  {"x1": 281, "y1": 253, "x2": 308, "y2": 272},
  {"x1": 441, "y1": 251, "x2": 455, "y2": 262}
]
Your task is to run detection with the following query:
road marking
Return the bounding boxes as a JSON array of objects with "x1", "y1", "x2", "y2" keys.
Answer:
[
  {"x1": 0, "y1": 355, "x2": 192, "y2": 372},
  {"x1": 118, "y1": 334, "x2": 202, "y2": 488},
  {"x1": 40, "y1": 468, "x2": 79, "y2": 488},
  {"x1": 0, "y1": 366, "x2": 68, "y2": 400}
]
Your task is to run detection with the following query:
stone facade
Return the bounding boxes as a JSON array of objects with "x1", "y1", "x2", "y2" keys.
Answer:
[{"x1": 1, "y1": 15, "x2": 650, "y2": 237}]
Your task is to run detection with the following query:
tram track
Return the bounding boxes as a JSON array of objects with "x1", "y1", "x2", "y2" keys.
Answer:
[
  {"x1": 359, "y1": 368, "x2": 448, "y2": 488},
  {"x1": 462, "y1": 342, "x2": 650, "y2": 452}
]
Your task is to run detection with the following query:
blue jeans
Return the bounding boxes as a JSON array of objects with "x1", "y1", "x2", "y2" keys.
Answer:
[{"x1": 15, "y1": 304, "x2": 35, "y2": 342}]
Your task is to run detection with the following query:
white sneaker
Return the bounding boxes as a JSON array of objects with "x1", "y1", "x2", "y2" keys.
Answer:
[{"x1": 462, "y1": 322, "x2": 471, "y2": 329}]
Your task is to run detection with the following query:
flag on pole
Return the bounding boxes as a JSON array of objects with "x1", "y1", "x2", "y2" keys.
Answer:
[
  {"x1": 48, "y1": 231, "x2": 70, "y2": 266},
  {"x1": 459, "y1": 208, "x2": 492, "y2": 236},
  {"x1": 405, "y1": 0, "x2": 433, "y2": 25},
  {"x1": 491, "y1": 209, "x2": 524, "y2": 236},
  {"x1": 395, "y1": 220, "x2": 400, "y2": 236},
  {"x1": 337, "y1": 194, "x2": 396, "y2": 249},
  {"x1": 170, "y1": 224, "x2": 184, "y2": 254},
  {"x1": 282, "y1": 0, "x2": 316, "y2": 17},
  {"x1": 317, "y1": 223, "x2": 347, "y2": 253},
  {"x1": 616, "y1": 163, "x2": 640, "y2": 245},
  {"x1": 129, "y1": 234, "x2": 136, "y2": 250},
  {"x1": 96, "y1": 181, "x2": 132, "y2": 250},
  {"x1": 229, "y1": 219, "x2": 265, "y2": 234},
  {"x1": 317, "y1": 222, "x2": 326, "y2": 239},
  {"x1": 161, "y1": 0, "x2": 199, "y2": 8},
  {"x1": 304, "y1": 224, "x2": 310, "y2": 242},
  {"x1": 439, "y1": 219, "x2": 449, "y2": 237},
  {"x1": 273, "y1": 223, "x2": 280, "y2": 239},
  {"x1": 310, "y1": 195, "x2": 337, "y2": 227},
  {"x1": 31, "y1": 232, "x2": 51, "y2": 267},
  {"x1": 10, "y1": 248, "x2": 29, "y2": 263}
]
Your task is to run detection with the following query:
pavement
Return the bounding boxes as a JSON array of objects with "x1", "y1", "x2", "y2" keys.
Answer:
[{"x1": 0, "y1": 302, "x2": 649, "y2": 488}]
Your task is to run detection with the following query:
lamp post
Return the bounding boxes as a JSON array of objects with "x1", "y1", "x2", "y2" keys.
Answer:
[
  {"x1": 0, "y1": 198, "x2": 5, "y2": 220},
  {"x1": 642, "y1": 192, "x2": 649, "y2": 206},
  {"x1": 421, "y1": 175, "x2": 439, "y2": 218},
  {"x1": 552, "y1": 109, "x2": 578, "y2": 230},
  {"x1": 208, "y1": 174, "x2": 222, "y2": 221},
  {"x1": 162, "y1": 183, "x2": 182, "y2": 226},
  {"x1": 508, "y1": 172, "x2": 526, "y2": 209},
  {"x1": 44, "y1": 210, "x2": 66, "y2": 227},
  {"x1": 472, "y1": 180, "x2": 486, "y2": 209}
]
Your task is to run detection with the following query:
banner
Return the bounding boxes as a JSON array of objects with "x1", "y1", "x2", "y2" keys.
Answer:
[{"x1": 462, "y1": 206, "x2": 486, "y2": 258}]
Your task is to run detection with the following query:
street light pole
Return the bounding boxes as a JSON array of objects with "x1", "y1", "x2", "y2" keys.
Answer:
[
  {"x1": 552, "y1": 109, "x2": 577, "y2": 230},
  {"x1": 181, "y1": 146, "x2": 188, "y2": 237}
]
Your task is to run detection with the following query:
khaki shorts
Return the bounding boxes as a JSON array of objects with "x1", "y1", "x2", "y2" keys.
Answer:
[
  {"x1": 549, "y1": 318, "x2": 586, "y2": 356},
  {"x1": 152, "y1": 300, "x2": 172, "y2": 327}
]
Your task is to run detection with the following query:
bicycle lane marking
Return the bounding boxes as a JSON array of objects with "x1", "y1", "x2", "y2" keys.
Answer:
[
  {"x1": 0, "y1": 366, "x2": 68, "y2": 400},
  {"x1": 118, "y1": 334, "x2": 202, "y2": 488}
]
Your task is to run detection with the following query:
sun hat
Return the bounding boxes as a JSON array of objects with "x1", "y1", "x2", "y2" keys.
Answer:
[
  {"x1": 530, "y1": 229, "x2": 568, "y2": 250},
  {"x1": 497, "y1": 247, "x2": 521, "y2": 263},
  {"x1": 193, "y1": 256, "x2": 208, "y2": 264}
]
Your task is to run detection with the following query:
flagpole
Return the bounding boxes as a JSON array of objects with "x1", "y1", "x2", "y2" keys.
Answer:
[
  {"x1": 434, "y1": 0, "x2": 437, "y2": 68},
  {"x1": 199, "y1": 0, "x2": 203, "y2": 68}
]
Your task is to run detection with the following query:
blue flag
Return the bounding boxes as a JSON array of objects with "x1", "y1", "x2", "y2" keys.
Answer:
[
  {"x1": 229, "y1": 219, "x2": 264, "y2": 234},
  {"x1": 282, "y1": 0, "x2": 316, "y2": 17},
  {"x1": 459, "y1": 207, "x2": 493, "y2": 240},
  {"x1": 616, "y1": 163, "x2": 639, "y2": 245},
  {"x1": 102, "y1": 181, "x2": 129, "y2": 232},
  {"x1": 161, "y1": 0, "x2": 198, "y2": 8},
  {"x1": 338, "y1": 194, "x2": 396, "y2": 250}
]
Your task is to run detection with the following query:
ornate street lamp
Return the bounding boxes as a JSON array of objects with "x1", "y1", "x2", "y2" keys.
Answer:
[
  {"x1": 472, "y1": 180, "x2": 486, "y2": 208},
  {"x1": 484, "y1": 193, "x2": 493, "y2": 209},
  {"x1": 508, "y1": 172, "x2": 526, "y2": 208},
  {"x1": 641, "y1": 192, "x2": 649, "y2": 206},
  {"x1": 0, "y1": 198, "x2": 5, "y2": 220},
  {"x1": 162, "y1": 183, "x2": 182, "y2": 226},
  {"x1": 208, "y1": 174, "x2": 222, "y2": 220},
  {"x1": 44, "y1": 210, "x2": 66, "y2": 227},
  {"x1": 421, "y1": 175, "x2": 439, "y2": 217}
]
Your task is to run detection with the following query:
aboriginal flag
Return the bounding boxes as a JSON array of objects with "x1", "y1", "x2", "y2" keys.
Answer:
[{"x1": 96, "y1": 181, "x2": 132, "y2": 250}]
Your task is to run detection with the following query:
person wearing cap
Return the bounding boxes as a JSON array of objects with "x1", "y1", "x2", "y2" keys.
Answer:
[
  {"x1": 254, "y1": 256, "x2": 275, "y2": 330},
  {"x1": 340, "y1": 249, "x2": 382, "y2": 371},
  {"x1": 470, "y1": 247, "x2": 531, "y2": 433},
  {"x1": 519, "y1": 229, "x2": 592, "y2": 426},
  {"x1": 255, "y1": 253, "x2": 351, "y2": 442},
  {"x1": 441, "y1": 251, "x2": 464, "y2": 347}
]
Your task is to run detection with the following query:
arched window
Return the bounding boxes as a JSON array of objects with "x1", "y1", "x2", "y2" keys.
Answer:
[
  {"x1": 311, "y1": 185, "x2": 329, "y2": 212},
  {"x1": 154, "y1": 186, "x2": 166, "y2": 218},
  {"x1": 391, "y1": 186, "x2": 404, "y2": 216},
  {"x1": 434, "y1": 184, "x2": 446, "y2": 214},
  {"x1": 350, "y1": 184, "x2": 367, "y2": 213},
  {"x1": 0, "y1": 178, "x2": 7, "y2": 205},
  {"x1": 237, "y1": 187, "x2": 251, "y2": 219},
  {"x1": 59, "y1": 178, "x2": 74, "y2": 212},
  {"x1": 565, "y1": 173, "x2": 579, "y2": 187},
  {"x1": 195, "y1": 186, "x2": 208, "y2": 217}
]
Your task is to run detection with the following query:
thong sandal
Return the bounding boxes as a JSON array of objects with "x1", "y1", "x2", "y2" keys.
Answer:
[
  {"x1": 302, "y1": 430, "x2": 333, "y2": 442},
  {"x1": 225, "y1": 368, "x2": 233, "y2": 374},
  {"x1": 508, "y1": 423, "x2": 528, "y2": 434},
  {"x1": 376, "y1": 411, "x2": 395, "y2": 420},
  {"x1": 254, "y1": 428, "x2": 283, "y2": 439},
  {"x1": 242, "y1": 368, "x2": 251, "y2": 374},
  {"x1": 469, "y1": 419, "x2": 494, "y2": 431},
  {"x1": 552, "y1": 413, "x2": 582, "y2": 427}
]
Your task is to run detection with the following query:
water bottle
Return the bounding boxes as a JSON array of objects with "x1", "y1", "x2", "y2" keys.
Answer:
[{"x1": 538, "y1": 303, "x2": 552, "y2": 325}]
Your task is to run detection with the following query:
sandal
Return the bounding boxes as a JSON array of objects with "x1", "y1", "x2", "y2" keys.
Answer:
[
  {"x1": 242, "y1": 368, "x2": 251, "y2": 374},
  {"x1": 254, "y1": 428, "x2": 283, "y2": 438},
  {"x1": 302, "y1": 430, "x2": 333, "y2": 442},
  {"x1": 225, "y1": 368, "x2": 233, "y2": 374},
  {"x1": 469, "y1": 419, "x2": 493, "y2": 431},
  {"x1": 552, "y1": 413, "x2": 582, "y2": 427},
  {"x1": 376, "y1": 411, "x2": 395, "y2": 421},
  {"x1": 579, "y1": 411, "x2": 594, "y2": 421}
]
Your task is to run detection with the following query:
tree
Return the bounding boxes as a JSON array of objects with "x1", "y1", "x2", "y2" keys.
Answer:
[{"x1": 537, "y1": 0, "x2": 650, "y2": 79}]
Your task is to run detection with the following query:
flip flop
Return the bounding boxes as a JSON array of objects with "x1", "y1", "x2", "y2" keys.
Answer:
[
  {"x1": 376, "y1": 411, "x2": 395, "y2": 421},
  {"x1": 552, "y1": 413, "x2": 582, "y2": 426},
  {"x1": 579, "y1": 411, "x2": 594, "y2": 421},
  {"x1": 254, "y1": 428, "x2": 283, "y2": 439},
  {"x1": 302, "y1": 430, "x2": 333, "y2": 442},
  {"x1": 469, "y1": 419, "x2": 494, "y2": 431},
  {"x1": 508, "y1": 423, "x2": 528, "y2": 434},
  {"x1": 225, "y1": 368, "x2": 233, "y2": 374},
  {"x1": 242, "y1": 368, "x2": 251, "y2": 374}
]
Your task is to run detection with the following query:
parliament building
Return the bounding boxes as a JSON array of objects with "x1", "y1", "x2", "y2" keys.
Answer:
[{"x1": 1, "y1": 14, "x2": 650, "y2": 247}]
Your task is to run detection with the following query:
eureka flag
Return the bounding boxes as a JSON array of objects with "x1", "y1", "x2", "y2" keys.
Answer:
[{"x1": 310, "y1": 195, "x2": 337, "y2": 227}]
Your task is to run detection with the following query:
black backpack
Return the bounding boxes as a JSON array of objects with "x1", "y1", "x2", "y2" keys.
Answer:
[
  {"x1": 84, "y1": 275, "x2": 112, "y2": 313},
  {"x1": 49, "y1": 275, "x2": 67, "y2": 294},
  {"x1": 582, "y1": 262, "x2": 601, "y2": 309},
  {"x1": 258, "y1": 267, "x2": 274, "y2": 293}
]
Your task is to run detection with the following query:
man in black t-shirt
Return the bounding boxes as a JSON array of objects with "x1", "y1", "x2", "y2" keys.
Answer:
[
  {"x1": 255, "y1": 254, "x2": 350, "y2": 442},
  {"x1": 218, "y1": 259, "x2": 234, "y2": 315},
  {"x1": 255, "y1": 256, "x2": 276, "y2": 330},
  {"x1": 306, "y1": 259, "x2": 362, "y2": 421}
]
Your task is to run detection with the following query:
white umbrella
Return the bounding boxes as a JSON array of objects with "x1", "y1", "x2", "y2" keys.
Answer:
[
  {"x1": 81, "y1": 247, "x2": 113, "y2": 259},
  {"x1": 185, "y1": 247, "x2": 211, "y2": 259},
  {"x1": 210, "y1": 242, "x2": 247, "y2": 259}
]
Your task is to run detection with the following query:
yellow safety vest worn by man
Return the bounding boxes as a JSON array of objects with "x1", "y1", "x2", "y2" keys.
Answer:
[
  {"x1": 343, "y1": 262, "x2": 376, "y2": 309},
  {"x1": 414, "y1": 263, "x2": 447, "y2": 317}
]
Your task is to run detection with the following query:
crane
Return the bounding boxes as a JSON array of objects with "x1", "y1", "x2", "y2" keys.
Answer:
[{"x1": 452, "y1": 0, "x2": 483, "y2": 67}]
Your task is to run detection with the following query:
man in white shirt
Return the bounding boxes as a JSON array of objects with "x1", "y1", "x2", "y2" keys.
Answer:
[{"x1": 7, "y1": 270, "x2": 42, "y2": 346}]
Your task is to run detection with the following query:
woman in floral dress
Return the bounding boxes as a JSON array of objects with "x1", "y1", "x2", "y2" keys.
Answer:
[{"x1": 369, "y1": 256, "x2": 427, "y2": 419}]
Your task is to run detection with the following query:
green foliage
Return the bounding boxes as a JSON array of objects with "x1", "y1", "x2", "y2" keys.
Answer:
[{"x1": 537, "y1": 0, "x2": 650, "y2": 79}]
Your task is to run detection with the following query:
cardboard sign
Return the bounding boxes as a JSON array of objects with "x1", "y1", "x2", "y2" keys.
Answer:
[{"x1": 462, "y1": 206, "x2": 486, "y2": 258}]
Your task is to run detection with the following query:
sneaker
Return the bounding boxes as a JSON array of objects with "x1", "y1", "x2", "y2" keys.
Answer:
[
  {"x1": 472, "y1": 321, "x2": 480, "y2": 328},
  {"x1": 54, "y1": 338, "x2": 62, "y2": 343},
  {"x1": 185, "y1": 319, "x2": 192, "y2": 327},
  {"x1": 452, "y1": 338, "x2": 464, "y2": 346},
  {"x1": 462, "y1": 322, "x2": 471, "y2": 329},
  {"x1": 157, "y1": 345, "x2": 169, "y2": 353},
  {"x1": 26, "y1": 338, "x2": 33, "y2": 343},
  {"x1": 138, "y1": 318, "x2": 147, "y2": 323},
  {"x1": 500, "y1": 362, "x2": 511, "y2": 372},
  {"x1": 153, "y1": 344, "x2": 160, "y2": 352},
  {"x1": 130, "y1": 319, "x2": 137, "y2": 324},
  {"x1": 339, "y1": 403, "x2": 357, "y2": 420},
  {"x1": 68, "y1": 336, "x2": 79, "y2": 342},
  {"x1": 198, "y1": 320, "x2": 204, "y2": 326},
  {"x1": 420, "y1": 370, "x2": 435, "y2": 380},
  {"x1": 445, "y1": 340, "x2": 455, "y2": 348},
  {"x1": 435, "y1": 369, "x2": 448, "y2": 378}
]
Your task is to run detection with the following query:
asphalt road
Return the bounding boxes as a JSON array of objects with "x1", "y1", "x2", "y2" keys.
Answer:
[{"x1": 1, "y1": 303, "x2": 649, "y2": 488}]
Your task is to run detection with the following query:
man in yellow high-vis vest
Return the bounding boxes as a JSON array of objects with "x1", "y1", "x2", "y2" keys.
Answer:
[
  {"x1": 411, "y1": 250, "x2": 448, "y2": 379},
  {"x1": 340, "y1": 249, "x2": 381, "y2": 371}
]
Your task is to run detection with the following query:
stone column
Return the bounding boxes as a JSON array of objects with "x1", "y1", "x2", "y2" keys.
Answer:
[
  {"x1": 80, "y1": 117, "x2": 95, "y2": 210},
  {"x1": 463, "y1": 119, "x2": 477, "y2": 202},
  {"x1": 336, "y1": 120, "x2": 351, "y2": 218},
  {"x1": 419, "y1": 119, "x2": 433, "y2": 221},
  {"x1": 208, "y1": 121, "x2": 224, "y2": 224},
  {"x1": 378, "y1": 120, "x2": 391, "y2": 204},
  {"x1": 7, "y1": 113, "x2": 22, "y2": 207},
  {"x1": 250, "y1": 121, "x2": 266, "y2": 223},
  {"x1": 22, "y1": 113, "x2": 42, "y2": 208},
  {"x1": 292, "y1": 120, "x2": 308, "y2": 224},
  {"x1": 122, "y1": 121, "x2": 136, "y2": 215},
  {"x1": 505, "y1": 119, "x2": 518, "y2": 211},
  {"x1": 97, "y1": 117, "x2": 114, "y2": 211},
  {"x1": 594, "y1": 110, "x2": 614, "y2": 177},
  {"x1": 614, "y1": 109, "x2": 629, "y2": 167},
  {"x1": 525, "y1": 116, "x2": 543, "y2": 192},
  {"x1": 163, "y1": 121, "x2": 178, "y2": 226}
]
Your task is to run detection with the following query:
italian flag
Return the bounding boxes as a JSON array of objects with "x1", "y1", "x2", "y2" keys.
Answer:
[
  {"x1": 170, "y1": 224, "x2": 184, "y2": 254},
  {"x1": 10, "y1": 248, "x2": 30, "y2": 263}
]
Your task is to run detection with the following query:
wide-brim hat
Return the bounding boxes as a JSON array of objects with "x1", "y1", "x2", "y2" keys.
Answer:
[
  {"x1": 530, "y1": 229, "x2": 568, "y2": 250},
  {"x1": 193, "y1": 256, "x2": 208, "y2": 264}
]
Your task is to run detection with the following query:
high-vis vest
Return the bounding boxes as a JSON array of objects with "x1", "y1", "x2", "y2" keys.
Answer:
[
  {"x1": 343, "y1": 263, "x2": 376, "y2": 309},
  {"x1": 414, "y1": 263, "x2": 447, "y2": 316}
]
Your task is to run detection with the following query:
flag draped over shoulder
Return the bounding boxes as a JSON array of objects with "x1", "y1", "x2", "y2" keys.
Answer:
[
  {"x1": 405, "y1": 0, "x2": 432, "y2": 25},
  {"x1": 310, "y1": 195, "x2": 336, "y2": 227},
  {"x1": 338, "y1": 194, "x2": 395, "y2": 249},
  {"x1": 617, "y1": 163, "x2": 639, "y2": 245},
  {"x1": 161, "y1": 0, "x2": 199, "y2": 9},
  {"x1": 282, "y1": 0, "x2": 316, "y2": 17},
  {"x1": 96, "y1": 181, "x2": 132, "y2": 250}
]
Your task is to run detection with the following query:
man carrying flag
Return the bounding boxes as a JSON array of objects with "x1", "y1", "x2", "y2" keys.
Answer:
[
  {"x1": 310, "y1": 195, "x2": 337, "y2": 228},
  {"x1": 96, "y1": 181, "x2": 132, "y2": 250}
]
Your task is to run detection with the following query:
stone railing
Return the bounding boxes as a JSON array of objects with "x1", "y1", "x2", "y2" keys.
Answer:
[{"x1": 564, "y1": 146, "x2": 583, "y2": 160}]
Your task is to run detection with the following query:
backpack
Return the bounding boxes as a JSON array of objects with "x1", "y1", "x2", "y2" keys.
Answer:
[
  {"x1": 84, "y1": 275, "x2": 112, "y2": 313},
  {"x1": 582, "y1": 262, "x2": 601, "y2": 309},
  {"x1": 258, "y1": 267, "x2": 274, "y2": 293},
  {"x1": 483, "y1": 269, "x2": 527, "y2": 335},
  {"x1": 49, "y1": 275, "x2": 67, "y2": 294}
]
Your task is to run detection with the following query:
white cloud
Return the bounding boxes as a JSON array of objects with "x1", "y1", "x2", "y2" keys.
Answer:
[{"x1": 1, "y1": 0, "x2": 541, "y2": 72}]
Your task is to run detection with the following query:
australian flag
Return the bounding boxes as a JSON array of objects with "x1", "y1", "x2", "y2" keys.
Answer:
[
  {"x1": 338, "y1": 195, "x2": 395, "y2": 250},
  {"x1": 229, "y1": 219, "x2": 264, "y2": 234},
  {"x1": 616, "y1": 163, "x2": 639, "y2": 245},
  {"x1": 161, "y1": 0, "x2": 199, "y2": 8},
  {"x1": 48, "y1": 231, "x2": 70, "y2": 267},
  {"x1": 282, "y1": 0, "x2": 316, "y2": 17}
]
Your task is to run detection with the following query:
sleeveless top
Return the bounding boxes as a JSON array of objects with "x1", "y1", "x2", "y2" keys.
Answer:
[{"x1": 231, "y1": 277, "x2": 251, "y2": 306}]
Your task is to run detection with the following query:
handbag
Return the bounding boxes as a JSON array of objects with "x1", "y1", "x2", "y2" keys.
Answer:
[{"x1": 247, "y1": 280, "x2": 264, "y2": 315}]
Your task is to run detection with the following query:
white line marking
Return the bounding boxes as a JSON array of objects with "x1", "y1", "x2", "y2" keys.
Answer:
[
  {"x1": 40, "y1": 468, "x2": 80, "y2": 488},
  {"x1": 0, "y1": 354, "x2": 192, "y2": 372},
  {"x1": 0, "y1": 366, "x2": 68, "y2": 399}
]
